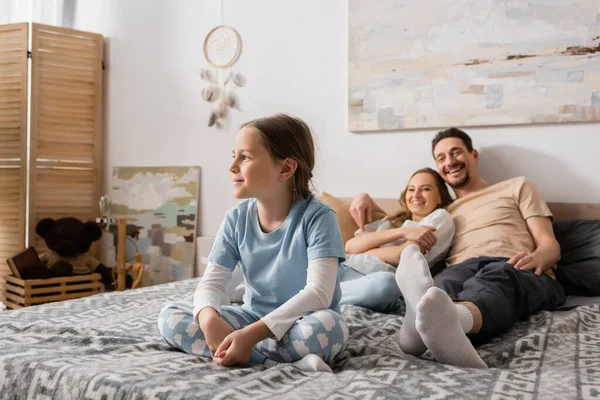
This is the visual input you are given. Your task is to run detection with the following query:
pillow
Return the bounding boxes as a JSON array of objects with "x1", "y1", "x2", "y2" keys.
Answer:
[
  {"x1": 320, "y1": 192, "x2": 387, "y2": 243},
  {"x1": 553, "y1": 219, "x2": 600, "y2": 296}
]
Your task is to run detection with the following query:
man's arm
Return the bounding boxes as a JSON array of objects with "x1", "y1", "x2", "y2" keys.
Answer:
[
  {"x1": 349, "y1": 193, "x2": 386, "y2": 231},
  {"x1": 510, "y1": 216, "x2": 560, "y2": 275}
]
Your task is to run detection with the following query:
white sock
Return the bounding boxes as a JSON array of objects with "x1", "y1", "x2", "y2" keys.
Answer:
[
  {"x1": 415, "y1": 287, "x2": 487, "y2": 369},
  {"x1": 292, "y1": 354, "x2": 332, "y2": 372},
  {"x1": 395, "y1": 244, "x2": 432, "y2": 356},
  {"x1": 455, "y1": 304, "x2": 474, "y2": 333},
  {"x1": 264, "y1": 354, "x2": 332, "y2": 373}
]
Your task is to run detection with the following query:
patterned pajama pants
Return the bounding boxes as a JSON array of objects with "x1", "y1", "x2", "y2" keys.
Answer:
[{"x1": 157, "y1": 301, "x2": 349, "y2": 365}]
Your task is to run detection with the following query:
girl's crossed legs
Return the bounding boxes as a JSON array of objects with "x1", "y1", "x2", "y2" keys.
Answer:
[{"x1": 158, "y1": 301, "x2": 348, "y2": 368}]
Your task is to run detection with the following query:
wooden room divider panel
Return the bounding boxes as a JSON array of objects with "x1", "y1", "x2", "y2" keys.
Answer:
[
  {"x1": 28, "y1": 23, "x2": 103, "y2": 251},
  {"x1": 0, "y1": 23, "x2": 28, "y2": 277},
  {"x1": 0, "y1": 22, "x2": 103, "y2": 271}
]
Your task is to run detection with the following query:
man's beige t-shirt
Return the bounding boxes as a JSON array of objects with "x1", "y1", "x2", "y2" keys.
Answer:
[{"x1": 446, "y1": 177, "x2": 552, "y2": 269}]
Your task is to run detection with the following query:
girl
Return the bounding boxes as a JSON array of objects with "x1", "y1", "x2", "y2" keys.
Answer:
[
  {"x1": 339, "y1": 168, "x2": 455, "y2": 313},
  {"x1": 158, "y1": 115, "x2": 348, "y2": 372}
]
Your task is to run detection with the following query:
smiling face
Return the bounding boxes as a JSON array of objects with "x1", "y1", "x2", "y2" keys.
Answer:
[
  {"x1": 433, "y1": 137, "x2": 479, "y2": 189},
  {"x1": 229, "y1": 127, "x2": 283, "y2": 200},
  {"x1": 404, "y1": 172, "x2": 442, "y2": 221}
]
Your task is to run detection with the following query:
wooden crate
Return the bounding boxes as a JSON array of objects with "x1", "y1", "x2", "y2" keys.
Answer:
[{"x1": 0, "y1": 274, "x2": 102, "y2": 309}]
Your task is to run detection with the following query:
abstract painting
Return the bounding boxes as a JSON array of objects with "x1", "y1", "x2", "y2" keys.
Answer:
[
  {"x1": 102, "y1": 166, "x2": 200, "y2": 287},
  {"x1": 349, "y1": 0, "x2": 600, "y2": 131}
]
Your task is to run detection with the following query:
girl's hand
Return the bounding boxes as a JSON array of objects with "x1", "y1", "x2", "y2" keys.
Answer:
[
  {"x1": 198, "y1": 308, "x2": 234, "y2": 356},
  {"x1": 403, "y1": 226, "x2": 437, "y2": 251},
  {"x1": 212, "y1": 329, "x2": 257, "y2": 367}
]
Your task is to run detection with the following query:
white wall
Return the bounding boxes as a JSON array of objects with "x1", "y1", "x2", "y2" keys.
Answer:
[
  {"x1": 23, "y1": 0, "x2": 600, "y2": 236},
  {"x1": 0, "y1": 0, "x2": 74, "y2": 26},
  {"x1": 0, "y1": 0, "x2": 29, "y2": 24}
]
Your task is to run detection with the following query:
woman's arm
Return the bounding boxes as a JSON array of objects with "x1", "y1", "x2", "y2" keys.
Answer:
[
  {"x1": 362, "y1": 210, "x2": 454, "y2": 266},
  {"x1": 344, "y1": 227, "x2": 406, "y2": 254},
  {"x1": 365, "y1": 241, "x2": 423, "y2": 265},
  {"x1": 345, "y1": 223, "x2": 438, "y2": 255}
]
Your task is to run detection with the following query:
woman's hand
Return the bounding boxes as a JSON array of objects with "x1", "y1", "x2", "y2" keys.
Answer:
[
  {"x1": 403, "y1": 226, "x2": 437, "y2": 251},
  {"x1": 198, "y1": 307, "x2": 234, "y2": 356},
  {"x1": 349, "y1": 193, "x2": 374, "y2": 231}
]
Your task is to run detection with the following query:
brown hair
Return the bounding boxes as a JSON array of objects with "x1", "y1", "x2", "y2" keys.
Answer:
[
  {"x1": 388, "y1": 167, "x2": 453, "y2": 226},
  {"x1": 242, "y1": 114, "x2": 315, "y2": 199},
  {"x1": 431, "y1": 127, "x2": 473, "y2": 156}
]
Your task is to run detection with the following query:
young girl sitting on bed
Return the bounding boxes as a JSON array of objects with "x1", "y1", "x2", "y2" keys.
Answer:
[
  {"x1": 339, "y1": 168, "x2": 455, "y2": 315},
  {"x1": 158, "y1": 114, "x2": 348, "y2": 372}
]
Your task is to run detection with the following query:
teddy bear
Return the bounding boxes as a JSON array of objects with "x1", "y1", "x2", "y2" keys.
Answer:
[{"x1": 33, "y1": 217, "x2": 115, "y2": 287}]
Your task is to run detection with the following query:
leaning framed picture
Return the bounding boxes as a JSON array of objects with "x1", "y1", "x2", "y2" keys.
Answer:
[{"x1": 102, "y1": 166, "x2": 201, "y2": 287}]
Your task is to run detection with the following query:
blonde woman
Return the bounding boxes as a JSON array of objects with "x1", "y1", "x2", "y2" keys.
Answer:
[{"x1": 339, "y1": 168, "x2": 455, "y2": 313}]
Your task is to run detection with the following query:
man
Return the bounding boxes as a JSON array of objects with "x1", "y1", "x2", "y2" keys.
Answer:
[{"x1": 350, "y1": 127, "x2": 565, "y2": 368}]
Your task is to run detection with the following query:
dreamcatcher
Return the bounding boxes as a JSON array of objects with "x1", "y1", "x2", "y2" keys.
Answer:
[{"x1": 201, "y1": 25, "x2": 245, "y2": 128}]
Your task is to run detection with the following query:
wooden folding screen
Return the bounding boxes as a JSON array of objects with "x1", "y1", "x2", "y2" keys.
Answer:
[
  {"x1": 0, "y1": 23, "x2": 28, "y2": 277},
  {"x1": 0, "y1": 22, "x2": 103, "y2": 274},
  {"x1": 28, "y1": 23, "x2": 103, "y2": 250}
]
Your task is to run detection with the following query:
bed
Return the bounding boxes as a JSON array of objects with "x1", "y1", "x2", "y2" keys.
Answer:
[{"x1": 1, "y1": 201, "x2": 599, "y2": 400}]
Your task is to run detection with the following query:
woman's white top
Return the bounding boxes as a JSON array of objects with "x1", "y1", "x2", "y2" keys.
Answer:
[{"x1": 345, "y1": 208, "x2": 455, "y2": 274}]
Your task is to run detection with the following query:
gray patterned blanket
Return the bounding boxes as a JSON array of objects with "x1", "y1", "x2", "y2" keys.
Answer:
[{"x1": 1, "y1": 278, "x2": 599, "y2": 400}]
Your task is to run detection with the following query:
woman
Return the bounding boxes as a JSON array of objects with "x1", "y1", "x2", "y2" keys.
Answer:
[{"x1": 339, "y1": 168, "x2": 454, "y2": 313}]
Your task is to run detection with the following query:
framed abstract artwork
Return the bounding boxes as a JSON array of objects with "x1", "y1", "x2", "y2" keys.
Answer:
[
  {"x1": 349, "y1": 0, "x2": 600, "y2": 131},
  {"x1": 103, "y1": 166, "x2": 200, "y2": 287}
]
